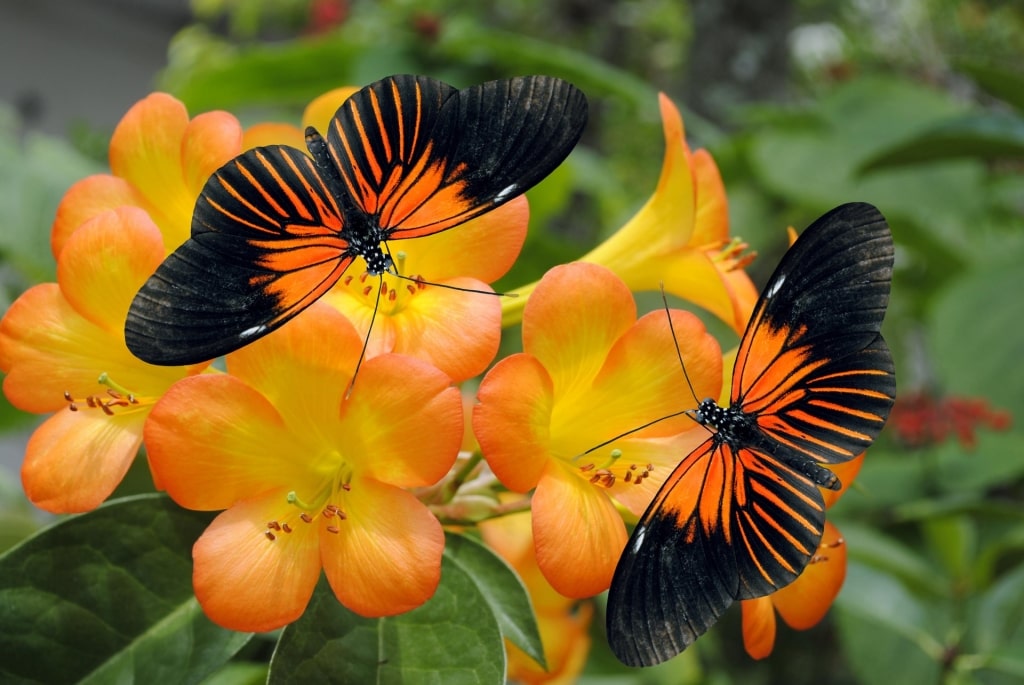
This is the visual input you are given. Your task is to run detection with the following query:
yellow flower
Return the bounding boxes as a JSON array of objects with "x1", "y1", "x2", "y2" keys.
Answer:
[{"x1": 503, "y1": 93, "x2": 758, "y2": 333}]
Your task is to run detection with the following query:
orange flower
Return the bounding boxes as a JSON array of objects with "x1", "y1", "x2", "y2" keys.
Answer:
[
  {"x1": 0, "y1": 208, "x2": 207, "y2": 512},
  {"x1": 480, "y1": 507, "x2": 593, "y2": 684},
  {"x1": 51, "y1": 92, "x2": 243, "y2": 257},
  {"x1": 503, "y1": 93, "x2": 757, "y2": 333},
  {"x1": 473, "y1": 262, "x2": 723, "y2": 597},
  {"x1": 740, "y1": 454, "x2": 865, "y2": 659},
  {"x1": 144, "y1": 303, "x2": 463, "y2": 631}
]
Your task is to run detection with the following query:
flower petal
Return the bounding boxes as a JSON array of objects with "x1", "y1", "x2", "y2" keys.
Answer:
[
  {"x1": 321, "y1": 477, "x2": 443, "y2": 616},
  {"x1": 50, "y1": 175, "x2": 143, "y2": 259},
  {"x1": 242, "y1": 122, "x2": 306, "y2": 151},
  {"x1": 523, "y1": 263, "x2": 636, "y2": 399},
  {"x1": 550, "y1": 308, "x2": 721, "y2": 457},
  {"x1": 22, "y1": 408, "x2": 144, "y2": 513},
  {"x1": 341, "y1": 353, "x2": 462, "y2": 487},
  {"x1": 145, "y1": 373, "x2": 314, "y2": 510},
  {"x1": 604, "y1": 431, "x2": 709, "y2": 517},
  {"x1": 181, "y1": 111, "x2": 244, "y2": 202},
  {"x1": 474, "y1": 353, "x2": 554, "y2": 493},
  {"x1": 302, "y1": 87, "x2": 359, "y2": 134},
  {"x1": 532, "y1": 461, "x2": 627, "y2": 597},
  {"x1": 398, "y1": 197, "x2": 528, "y2": 283},
  {"x1": 193, "y1": 489, "x2": 322, "y2": 632},
  {"x1": 741, "y1": 597, "x2": 777, "y2": 660},
  {"x1": 225, "y1": 303, "x2": 363, "y2": 436},
  {"x1": 822, "y1": 453, "x2": 865, "y2": 508},
  {"x1": 57, "y1": 207, "x2": 165, "y2": 334},
  {"x1": 771, "y1": 519, "x2": 847, "y2": 630}
]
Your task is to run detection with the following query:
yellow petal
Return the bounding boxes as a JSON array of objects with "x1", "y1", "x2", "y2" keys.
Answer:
[
  {"x1": 302, "y1": 86, "x2": 359, "y2": 135},
  {"x1": 242, "y1": 122, "x2": 306, "y2": 151},
  {"x1": 193, "y1": 489, "x2": 322, "y2": 632},
  {"x1": 321, "y1": 477, "x2": 444, "y2": 616}
]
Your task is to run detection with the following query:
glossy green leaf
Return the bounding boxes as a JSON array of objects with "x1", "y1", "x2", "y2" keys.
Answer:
[
  {"x1": 443, "y1": 532, "x2": 545, "y2": 668},
  {"x1": 922, "y1": 515, "x2": 976, "y2": 580},
  {"x1": 0, "y1": 494, "x2": 250, "y2": 685},
  {"x1": 268, "y1": 553, "x2": 506, "y2": 684},
  {"x1": 957, "y1": 60, "x2": 1024, "y2": 112},
  {"x1": 962, "y1": 563, "x2": 1024, "y2": 684},
  {"x1": 859, "y1": 113, "x2": 1024, "y2": 172}
]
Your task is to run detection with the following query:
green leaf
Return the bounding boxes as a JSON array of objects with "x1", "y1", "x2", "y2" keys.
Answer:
[
  {"x1": 269, "y1": 554, "x2": 506, "y2": 684},
  {"x1": 0, "y1": 494, "x2": 251, "y2": 685},
  {"x1": 858, "y1": 113, "x2": 1024, "y2": 172},
  {"x1": 834, "y1": 562, "x2": 945, "y2": 685},
  {"x1": 969, "y1": 562, "x2": 1024, "y2": 655},
  {"x1": 838, "y1": 522, "x2": 948, "y2": 598},
  {"x1": 443, "y1": 532, "x2": 545, "y2": 668},
  {"x1": 957, "y1": 60, "x2": 1024, "y2": 112},
  {"x1": 921, "y1": 514, "x2": 976, "y2": 580}
]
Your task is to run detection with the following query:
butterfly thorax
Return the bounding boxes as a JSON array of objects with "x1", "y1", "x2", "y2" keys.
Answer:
[
  {"x1": 694, "y1": 398, "x2": 841, "y2": 490},
  {"x1": 341, "y1": 216, "x2": 394, "y2": 276}
]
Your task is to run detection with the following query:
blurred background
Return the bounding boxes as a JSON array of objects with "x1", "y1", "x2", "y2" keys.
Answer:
[{"x1": 1, "y1": 1, "x2": 1022, "y2": 684}]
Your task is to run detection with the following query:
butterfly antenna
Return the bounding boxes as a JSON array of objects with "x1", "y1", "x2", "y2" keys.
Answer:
[
  {"x1": 660, "y1": 283, "x2": 701, "y2": 406},
  {"x1": 382, "y1": 245, "x2": 518, "y2": 298},
  {"x1": 577, "y1": 407, "x2": 694, "y2": 457},
  {"x1": 346, "y1": 275, "x2": 383, "y2": 399}
]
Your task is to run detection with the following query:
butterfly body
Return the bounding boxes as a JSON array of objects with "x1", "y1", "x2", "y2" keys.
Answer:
[
  {"x1": 607, "y1": 202, "x2": 896, "y2": 667},
  {"x1": 126, "y1": 74, "x2": 587, "y2": 365}
]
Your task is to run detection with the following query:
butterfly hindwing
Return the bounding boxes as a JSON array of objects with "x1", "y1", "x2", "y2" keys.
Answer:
[
  {"x1": 607, "y1": 438, "x2": 826, "y2": 667},
  {"x1": 125, "y1": 146, "x2": 352, "y2": 365},
  {"x1": 325, "y1": 74, "x2": 589, "y2": 238},
  {"x1": 733, "y1": 202, "x2": 896, "y2": 464}
]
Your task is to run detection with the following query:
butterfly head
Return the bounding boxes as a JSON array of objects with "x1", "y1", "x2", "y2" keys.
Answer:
[{"x1": 692, "y1": 398, "x2": 725, "y2": 428}]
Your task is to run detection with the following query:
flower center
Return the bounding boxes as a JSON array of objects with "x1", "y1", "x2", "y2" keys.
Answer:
[
  {"x1": 340, "y1": 268, "x2": 429, "y2": 316},
  {"x1": 63, "y1": 372, "x2": 153, "y2": 416},
  {"x1": 263, "y1": 454, "x2": 355, "y2": 541},
  {"x1": 710, "y1": 237, "x2": 756, "y2": 272},
  {"x1": 574, "y1": 448, "x2": 655, "y2": 490}
]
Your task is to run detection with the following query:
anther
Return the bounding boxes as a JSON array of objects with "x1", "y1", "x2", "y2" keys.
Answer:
[
  {"x1": 326, "y1": 526, "x2": 340, "y2": 534},
  {"x1": 265, "y1": 531, "x2": 277, "y2": 541},
  {"x1": 281, "y1": 523, "x2": 292, "y2": 533},
  {"x1": 362, "y1": 285, "x2": 372, "y2": 296},
  {"x1": 300, "y1": 513, "x2": 313, "y2": 523},
  {"x1": 579, "y1": 463, "x2": 596, "y2": 472},
  {"x1": 267, "y1": 521, "x2": 281, "y2": 531},
  {"x1": 589, "y1": 469, "x2": 616, "y2": 488},
  {"x1": 624, "y1": 471, "x2": 633, "y2": 483}
]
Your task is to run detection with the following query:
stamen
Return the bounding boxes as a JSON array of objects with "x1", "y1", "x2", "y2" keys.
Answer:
[
  {"x1": 265, "y1": 531, "x2": 277, "y2": 541},
  {"x1": 281, "y1": 523, "x2": 292, "y2": 533},
  {"x1": 300, "y1": 513, "x2": 313, "y2": 523},
  {"x1": 325, "y1": 526, "x2": 340, "y2": 534},
  {"x1": 589, "y1": 469, "x2": 616, "y2": 488}
]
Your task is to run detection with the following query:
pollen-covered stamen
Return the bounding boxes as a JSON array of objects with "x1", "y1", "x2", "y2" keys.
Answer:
[
  {"x1": 808, "y1": 536, "x2": 845, "y2": 564},
  {"x1": 64, "y1": 372, "x2": 148, "y2": 416},
  {"x1": 710, "y1": 236, "x2": 757, "y2": 272},
  {"x1": 589, "y1": 469, "x2": 616, "y2": 488}
]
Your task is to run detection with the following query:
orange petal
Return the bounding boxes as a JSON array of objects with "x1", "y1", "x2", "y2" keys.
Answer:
[
  {"x1": 22, "y1": 408, "x2": 144, "y2": 513},
  {"x1": 604, "y1": 431, "x2": 710, "y2": 517},
  {"x1": 741, "y1": 597, "x2": 777, "y2": 660},
  {"x1": 180, "y1": 111, "x2": 244, "y2": 204},
  {"x1": 508, "y1": 603, "x2": 593, "y2": 684},
  {"x1": 523, "y1": 263, "x2": 636, "y2": 395},
  {"x1": 193, "y1": 489, "x2": 322, "y2": 632},
  {"x1": 689, "y1": 148, "x2": 730, "y2": 246},
  {"x1": 532, "y1": 461, "x2": 627, "y2": 597},
  {"x1": 145, "y1": 373, "x2": 314, "y2": 510},
  {"x1": 57, "y1": 207, "x2": 165, "y2": 334},
  {"x1": 400, "y1": 197, "x2": 529, "y2": 283},
  {"x1": 822, "y1": 453, "x2": 865, "y2": 508},
  {"x1": 474, "y1": 353, "x2": 554, "y2": 493},
  {"x1": 50, "y1": 175, "x2": 143, "y2": 259},
  {"x1": 321, "y1": 477, "x2": 444, "y2": 616},
  {"x1": 771, "y1": 519, "x2": 847, "y2": 630},
  {"x1": 340, "y1": 353, "x2": 463, "y2": 487}
]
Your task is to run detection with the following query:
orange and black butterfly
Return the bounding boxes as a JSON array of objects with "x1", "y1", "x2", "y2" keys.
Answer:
[
  {"x1": 607, "y1": 202, "x2": 896, "y2": 667},
  {"x1": 125, "y1": 74, "x2": 588, "y2": 365}
]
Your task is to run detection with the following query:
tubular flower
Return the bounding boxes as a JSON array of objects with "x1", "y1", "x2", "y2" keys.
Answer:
[
  {"x1": 0, "y1": 208, "x2": 208, "y2": 513},
  {"x1": 740, "y1": 453, "x2": 865, "y2": 659},
  {"x1": 144, "y1": 302, "x2": 463, "y2": 632},
  {"x1": 51, "y1": 92, "x2": 244, "y2": 257},
  {"x1": 502, "y1": 93, "x2": 758, "y2": 334},
  {"x1": 473, "y1": 262, "x2": 723, "y2": 597},
  {"x1": 479, "y1": 506, "x2": 593, "y2": 684}
]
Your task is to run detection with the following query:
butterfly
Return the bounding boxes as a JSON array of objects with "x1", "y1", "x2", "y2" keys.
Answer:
[
  {"x1": 606, "y1": 202, "x2": 896, "y2": 667},
  {"x1": 125, "y1": 74, "x2": 588, "y2": 365}
]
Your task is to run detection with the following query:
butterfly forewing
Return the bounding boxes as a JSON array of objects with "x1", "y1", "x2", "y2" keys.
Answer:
[
  {"x1": 326, "y1": 74, "x2": 588, "y2": 238},
  {"x1": 732, "y1": 202, "x2": 896, "y2": 464},
  {"x1": 125, "y1": 146, "x2": 351, "y2": 365}
]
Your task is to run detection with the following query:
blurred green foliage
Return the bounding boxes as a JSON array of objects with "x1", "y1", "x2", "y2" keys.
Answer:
[{"x1": 1, "y1": 0, "x2": 1022, "y2": 683}]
